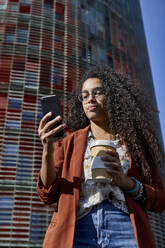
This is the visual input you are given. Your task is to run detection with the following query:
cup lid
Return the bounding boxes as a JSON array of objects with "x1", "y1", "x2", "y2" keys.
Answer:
[{"x1": 90, "y1": 140, "x2": 116, "y2": 149}]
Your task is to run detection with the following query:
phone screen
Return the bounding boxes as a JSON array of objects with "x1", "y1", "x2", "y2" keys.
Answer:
[{"x1": 41, "y1": 95, "x2": 64, "y2": 138}]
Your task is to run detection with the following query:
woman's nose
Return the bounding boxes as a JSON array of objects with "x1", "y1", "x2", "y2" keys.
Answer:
[{"x1": 87, "y1": 93, "x2": 96, "y2": 102}]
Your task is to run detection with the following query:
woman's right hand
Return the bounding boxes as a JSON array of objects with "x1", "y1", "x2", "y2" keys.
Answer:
[{"x1": 38, "y1": 112, "x2": 66, "y2": 145}]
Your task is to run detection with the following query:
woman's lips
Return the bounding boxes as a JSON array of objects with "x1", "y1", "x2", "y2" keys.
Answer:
[{"x1": 87, "y1": 105, "x2": 97, "y2": 111}]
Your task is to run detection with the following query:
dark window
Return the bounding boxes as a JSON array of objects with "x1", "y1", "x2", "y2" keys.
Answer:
[
  {"x1": 4, "y1": 143, "x2": 18, "y2": 154},
  {"x1": 22, "y1": 111, "x2": 34, "y2": 121},
  {"x1": 53, "y1": 66, "x2": 61, "y2": 85},
  {"x1": 82, "y1": 43, "x2": 86, "y2": 59},
  {"x1": 54, "y1": 34, "x2": 62, "y2": 43},
  {"x1": 13, "y1": 59, "x2": 25, "y2": 70},
  {"x1": 5, "y1": 33, "x2": 15, "y2": 43},
  {"x1": 9, "y1": 99, "x2": 22, "y2": 109},
  {"x1": 0, "y1": 1, "x2": 7, "y2": 9},
  {"x1": 56, "y1": 3, "x2": 64, "y2": 21},
  {"x1": 30, "y1": 213, "x2": 43, "y2": 241},
  {"x1": 0, "y1": 197, "x2": 13, "y2": 210},
  {"x1": 17, "y1": 28, "x2": 28, "y2": 43},
  {"x1": 6, "y1": 121, "x2": 20, "y2": 130},
  {"x1": 18, "y1": 156, "x2": 31, "y2": 168}
]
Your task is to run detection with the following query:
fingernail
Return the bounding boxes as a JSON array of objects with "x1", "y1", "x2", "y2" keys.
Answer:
[{"x1": 101, "y1": 156, "x2": 106, "y2": 159}]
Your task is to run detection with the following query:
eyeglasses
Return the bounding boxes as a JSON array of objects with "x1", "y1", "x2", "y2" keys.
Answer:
[{"x1": 78, "y1": 87, "x2": 105, "y2": 102}]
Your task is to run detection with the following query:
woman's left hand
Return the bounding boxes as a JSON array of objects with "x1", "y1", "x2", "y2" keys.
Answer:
[{"x1": 102, "y1": 149, "x2": 134, "y2": 191}]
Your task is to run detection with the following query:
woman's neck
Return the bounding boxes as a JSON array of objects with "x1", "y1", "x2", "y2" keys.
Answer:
[{"x1": 90, "y1": 121, "x2": 115, "y2": 140}]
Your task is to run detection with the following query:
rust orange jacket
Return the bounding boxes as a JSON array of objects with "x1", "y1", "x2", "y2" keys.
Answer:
[{"x1": 37, "y1": 126, "x2": 165, "y2": 248}]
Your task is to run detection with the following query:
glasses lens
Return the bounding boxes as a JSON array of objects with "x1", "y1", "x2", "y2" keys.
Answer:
[
  {"x1": 78, "y1": 87, "x2": 105, "y2": 102},
  {"x1": 78, "y1": 92, "x2": 88, "y2": 102},
  {"x1": 93, "y1": 88, "x2": 105, "y2": 96}
]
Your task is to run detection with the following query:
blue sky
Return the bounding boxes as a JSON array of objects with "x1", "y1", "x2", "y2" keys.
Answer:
[{"x1": 139, "y1": 0, "x2": 165, "y2": 147}]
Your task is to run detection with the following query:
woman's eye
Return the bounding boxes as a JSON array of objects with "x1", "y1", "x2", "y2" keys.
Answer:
[
  {"x1": 82, "y1": 94, "x2": 89, "y2": 99},
  {"x1": 95, "y1": 90, "x2": 101, "y2": 95}
]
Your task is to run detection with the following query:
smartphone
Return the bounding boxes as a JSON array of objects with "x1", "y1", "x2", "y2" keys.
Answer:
[{"x1": 41, "y1": 94, "x2": 64, "y2": 138}]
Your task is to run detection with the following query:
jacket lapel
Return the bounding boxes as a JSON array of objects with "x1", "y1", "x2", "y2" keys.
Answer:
[
  {"x1": 73, "y1": 125, "x2": 90, "y2": 178},
  {"x1": 72, "y1": 126, "x2": 90, "y2": 209}
]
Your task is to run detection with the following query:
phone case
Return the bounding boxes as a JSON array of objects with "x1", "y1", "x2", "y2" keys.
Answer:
[{"x1": 41, "y1": 95, "x2": 64, "y2": 137}]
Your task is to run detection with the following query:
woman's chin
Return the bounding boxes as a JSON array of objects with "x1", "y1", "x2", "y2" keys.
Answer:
[{"x1": 88, "y1": 115, "x2": 105, "y2": 123}]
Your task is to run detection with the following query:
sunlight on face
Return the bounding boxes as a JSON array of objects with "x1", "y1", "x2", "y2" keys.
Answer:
[{"x1": 82, "y1": 78, "x2": 108, "y2": 124}]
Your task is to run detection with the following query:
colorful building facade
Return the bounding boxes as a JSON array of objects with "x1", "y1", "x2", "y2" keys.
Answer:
[{"x1": 0, "y1": 0, "x2": 164, "y2": 247}]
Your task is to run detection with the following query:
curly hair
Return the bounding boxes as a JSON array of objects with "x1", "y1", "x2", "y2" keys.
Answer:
[{"x1": 67, "y1": 65, "x2": 164, "y2": 184}]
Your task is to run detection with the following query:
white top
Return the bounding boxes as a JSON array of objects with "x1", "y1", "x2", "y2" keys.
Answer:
[{"x1": 77, "y1": 131, "x2": 130, "y2": 219}]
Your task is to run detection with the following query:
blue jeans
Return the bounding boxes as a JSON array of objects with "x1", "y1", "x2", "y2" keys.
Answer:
[{"x1": 73, "y1": 200, "x2": 137, "y2": 248}]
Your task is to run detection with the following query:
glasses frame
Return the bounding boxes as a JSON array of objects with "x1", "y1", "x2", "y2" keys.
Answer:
[{"x1": 78, "y1": 87, "x2": 105, "y2": 102}]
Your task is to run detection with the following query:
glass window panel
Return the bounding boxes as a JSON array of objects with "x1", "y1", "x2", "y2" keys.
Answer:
[
  {"x1": 25, "y1": 71, "x2": 38, "y2": 80},
  {"x1": 30, "y1": 229, "x2": 43, "y2": 240},
  {"x1": 30, "y1": 213, "x2": 43, "y2": 240},
  {"x1": 91, "y1": 43, "x2": 97, "y2": 63},
  {"x1": 56, "y1": 13, "x2": 62, "y2": 20},
  {"x1": 18, "y1": 156, "x2": 31, "y2": 168},
  {"x1": 82, "y1": 43, "x2": 86, "y2": 59},
  {"x1": 105, "y1": 15, "x2": 111, "y2": 45},
  {"x1": 17, "y1": 28, "x2": 28, "y2": 43},
  {"x1": 13, "y1": 60, "x2": 25, "y2": 70},
  {"x1": 9, "y1": 99, "x2": 22, "y2": 109},
  {"x1": 11, "y1": 81, "x2": 24, "y2": 90},
  {"x1": 5, "y1": 33, "x2": 15, "y2": 43},
  {"x1": 11, "y1": 79, "x2": 23, "y2": 85},
  {"x1": 72, "y1": 0, "x2": 80, "y2": 7},
  {"x1": 37, "y1": 112, "x2": 43, "y2": 123},
  {"x1": 20, "y1": 0, "x2": 32, "y2": 4},
  {"x1": 3, "y1": 155, "x2": 17, "y2": 160},
  {"x1": 8, "y1": 3, "x2": 19, "y2": 11},
  {"x1": 54, "y1": 67, "x2": 61, "y2": 74},
  {"x1": 53, "y1": 75, "x2": 61, "y2": 85},
  {"x1": 53, "y1": 66, "x2": 61, "y2": 85},
  {"x1": 54, "y1": 34, "x2": 62, "y2": 43},
  {"x1": 22, "y1": 111, "x2": 34, "y2": 121},
  {"x1": 56, "y1": 2, "x2": 64, "y2": 21},
  {"x1": 2, "y1": 161, "x2": 16, "y2": 167},
  {"x1": 30, "y1": 213, "x2": 42, "y2": 225},
  {"x1": 0, "y1": 213, "x2": 12, "y2": 221},
  {"x1": 28, "y1": 44, "x2": 39, "y2": 49},
  {"x1": 108, "y1": 56, "x2": 114, "y2": 68},
  {"x1": 44, "y1": 2, "x2": 52, "y2": 16},
  {"x1": 89, "y1": 8, "x2": 95, "y2": 33},
  {"x1": 81, "y1": 8, "x2": 86, "y2": 24},
  {"x1": 6, "y1": 121, "x2": 20, "y2": 129},
  {"x1": 2, "y1": 155, "x2": 17, "y2": 167},
  {"x1": 25, "y1": 71, "x2": 38, "y2": 88},
  {"x1": 16, "y1": 170, "x2": 31, "y2": 179},
  {"x1": 0, "y1": 0, "x2": 7, "y2": 10},
  {"x1": 0, "y1": 197, "x2": 13, "y2": 209},
  {"x1": 25, "y1": 81, "x2": 38, "y2": 89},
  {"x1": 98, "y1": 47, "x2": 106, "y2": 62},
  {"x1": 4, "y1": 144, "x2": 18, "y2": 155}
]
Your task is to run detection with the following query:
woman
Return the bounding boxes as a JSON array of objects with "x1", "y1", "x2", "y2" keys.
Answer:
[{"x1": 37, "y1": 66, "x2": 165, "y2": 248}]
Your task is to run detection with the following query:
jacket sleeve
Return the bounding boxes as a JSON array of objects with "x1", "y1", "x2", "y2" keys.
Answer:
[
  {"x1": 143, "y1": 160, "x2": 165, "y2": 213},
  {"x1": 36, "y1": 140, "x2": 64, "y2": 205}
]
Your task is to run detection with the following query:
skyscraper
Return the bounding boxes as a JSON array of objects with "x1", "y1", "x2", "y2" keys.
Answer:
[{"x1": 0, "y1": 0, "x2": 164, "y2": 247}]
